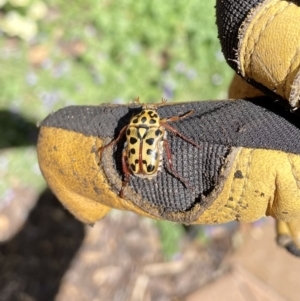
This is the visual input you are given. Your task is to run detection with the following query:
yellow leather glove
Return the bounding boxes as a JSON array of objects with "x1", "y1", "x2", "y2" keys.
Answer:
[
  {"x1": 217, "y1": 0, "x2": 300, "y2": 256},
  {"x1": 37, "y1": 0, "x2": 300, "y2": 257},
  {"x1": 37, "y1": 97, "x2": 300, "y2": 256},
  {"x1": 217, "y1": 0, "x2": 300, "y2": 108}
]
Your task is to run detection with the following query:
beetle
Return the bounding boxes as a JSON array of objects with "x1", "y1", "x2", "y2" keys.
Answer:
[{"x1": 99, "y1": 98, "x2": 201, "y2": 197}]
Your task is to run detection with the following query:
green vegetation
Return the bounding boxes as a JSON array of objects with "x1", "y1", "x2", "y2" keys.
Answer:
[
  {"x1": 156, "y1": 220, "x2": 185, "y2": 259},
  {"x1": 0, "y1": 0, "x2": 233, "y2": 256},
  {"x1": 0, "y1": 0, "x2": 233, "y2": 118}
]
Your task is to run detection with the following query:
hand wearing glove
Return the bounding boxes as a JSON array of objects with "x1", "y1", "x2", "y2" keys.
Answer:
[
  {"x1": 37, "y1": 0, "x2": 300, "y2": 257},
  {"x1": 217, "y1": 0, "x2": 300, "y2": 255}
]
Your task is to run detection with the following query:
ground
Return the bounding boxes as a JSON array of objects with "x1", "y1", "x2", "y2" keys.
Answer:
[
  {"x1": 1, "y1": 188, "x2": 300, "y2": 301},
  {"x1": 0, "y1": 189, "x2": 235, "y2": 301}
]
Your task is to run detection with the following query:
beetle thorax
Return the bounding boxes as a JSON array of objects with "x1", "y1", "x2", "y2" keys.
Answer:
[{"x1": 129, "y1": 109, "x2": 160, "y2": 127}]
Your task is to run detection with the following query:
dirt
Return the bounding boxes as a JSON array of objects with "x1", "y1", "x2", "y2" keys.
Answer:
[{"x1": 0, "y1": 189, "x2": 236, "y2": 301}]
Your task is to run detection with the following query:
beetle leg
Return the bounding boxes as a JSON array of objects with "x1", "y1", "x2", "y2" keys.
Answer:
[
  {"x1": 133, "y1": 96, "x2": 140, "y2": 104},
  {"x1": 162, "y1": 122, "x2": 201, "y2": 150},
  {"x1": 161, "y1": 97, "x2": 168, "y2": 105},
  {"x1": 98, "y1": 125, "x2": 128, "y2": 155},
  {"x1": 160, "y1": 109, "x2": 195, "y2": 123},
  {"x1": 160, "y1": 109, "x2": 201, "y2": 149},
  {"x1": 163, "y1": 139, "x2": 194, "y2": 190},
  {"x1": 120, "y1": 149, "x2": 131, "y2": 198}
]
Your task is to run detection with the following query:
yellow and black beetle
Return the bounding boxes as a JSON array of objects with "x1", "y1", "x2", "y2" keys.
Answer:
[{"x1": 99, "y1": 98, "x2": 202, "y2": 197}]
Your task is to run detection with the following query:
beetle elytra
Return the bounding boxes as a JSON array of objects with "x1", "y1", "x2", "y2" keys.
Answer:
[{"x1": 99, "y1": 98, "x2": 201, "y2": 197}]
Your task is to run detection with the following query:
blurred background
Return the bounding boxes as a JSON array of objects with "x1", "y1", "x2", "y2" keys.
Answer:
[
  {"x1": 0, "y1": 0, "x2": 232, "y2": 221},
  {"x1": 0, "y1": 1, "x2": 299, "y2": 301}
]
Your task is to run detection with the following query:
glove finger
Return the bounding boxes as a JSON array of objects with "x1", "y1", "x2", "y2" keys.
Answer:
[{"x1": 216, "y1": 0, "x2": 300, "y2": 108}]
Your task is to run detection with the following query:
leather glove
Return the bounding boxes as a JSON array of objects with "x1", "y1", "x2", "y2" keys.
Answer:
[
  {"x1": 37, "y1": 97, "x2": 300, "y2": 256},
  {"x1": 217, "y1": 0, "x2": 300, "y2": 256},
  {"x1": 218, "y1": 0, "x2": 300, "y2": 108},
  {"x1": 37, "y1": 0, "x2": 300, "y2": 257}
]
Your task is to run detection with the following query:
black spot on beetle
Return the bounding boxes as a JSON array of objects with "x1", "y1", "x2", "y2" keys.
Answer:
[
  {"x1": 228, "y1": 197, "x2": 233, "y2": 201},
  {"x1": 146, "y1": 149, "x2": 158, "y2": 160},
  {"x1": 130, "y1": 137, "x2": 138, "y2": 144},
  {"x1": 130, "y1": 164, "x2": 136, "y2": 172},
  {"x1": 141, "y1": 116, "x2": 147, "y2": 123},
  {"x1": 135, "y1": 159, "x2": 139, "y2": 164},
  {"x1": 146, "y1": 138, "x2": 154, "y2": 145},
  {"x1": 147, "y1": 164, "x2": 155, "y2": 172},
  {"x1": 149, "y1": 119, "x2": 156, "y2": 124},
  {"x1": 142, "y1": 160, "x2": 147, "y2": 164},
  {"x1": 146, "y1": 149, "x2": 153, "y2": 155},
  {"x1": 234, "y1": 170, "x2": 243, "y2": 179},
  {"x1": 261, "y1": 193, "x2": 265, "y2": 197},
  {"x1": 155, "y1": 129, "x2": 162, "y2": 136},
  {"x1": 148, "y1": 111, "x2": 158, "y2": 118},
  {"x1": 132, "y1": 118, "x2": 139, "y2": 124},
  {"x1": 126, "y1": 129, "x2": 131, "y2": 135},
  {"x1": 130, "y1": 148, "x2": 135, "y2": 154}
]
